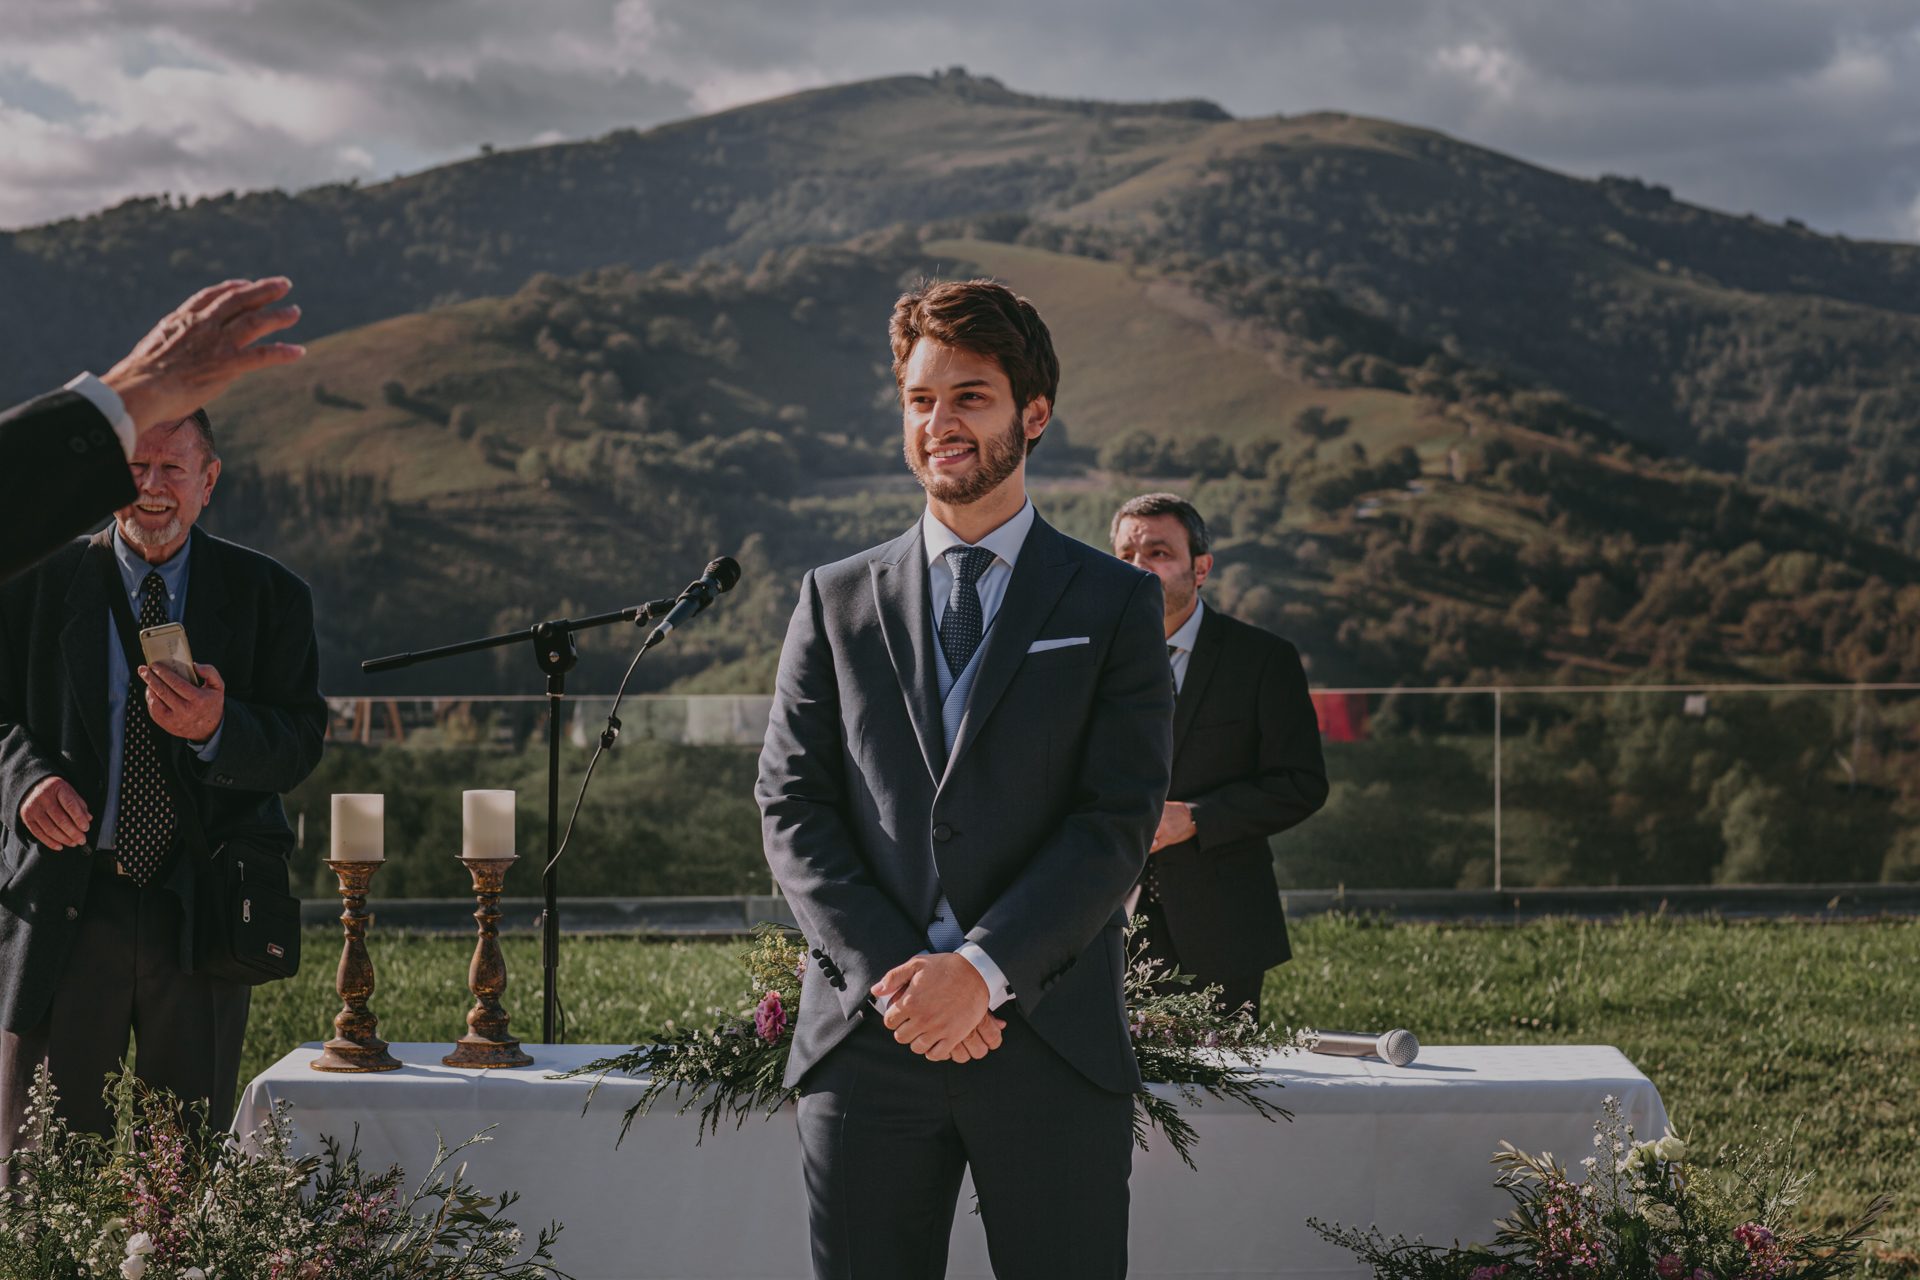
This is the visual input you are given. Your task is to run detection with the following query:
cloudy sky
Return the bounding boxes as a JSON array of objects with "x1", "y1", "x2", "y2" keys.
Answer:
[{"x1": 3, "y1": 0, "x2": 1917, "y2": 239}]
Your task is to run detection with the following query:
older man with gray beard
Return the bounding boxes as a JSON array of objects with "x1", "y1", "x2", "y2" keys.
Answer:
[{"x1": 0, "y1": 408, "x2": 325, "y2": 1157}]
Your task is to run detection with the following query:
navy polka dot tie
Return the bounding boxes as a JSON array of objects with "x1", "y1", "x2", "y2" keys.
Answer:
[
  {"x1": 940, "y1": 546, "x2": 996, "y2": 679},
  {"x1": 116, "y1": 572, "x2": 176, "y2": 886}
]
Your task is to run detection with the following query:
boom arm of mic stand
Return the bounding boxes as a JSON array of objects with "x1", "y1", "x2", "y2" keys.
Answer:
[{"x1": 359, "y1": 600, "x2": 678, "y2": 675}]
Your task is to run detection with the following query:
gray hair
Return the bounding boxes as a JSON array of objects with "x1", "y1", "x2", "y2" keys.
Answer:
[
  {"x1": 1110, "y1": 492, "x2": 1211, "y2": 558},
  {"x1": 175, "y1": 407, "x2": 218, "y2": 466}
]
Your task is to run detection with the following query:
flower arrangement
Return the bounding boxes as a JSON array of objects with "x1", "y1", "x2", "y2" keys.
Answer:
[
  {"x1": 0, "y1": 1064, "x2": 570, "y2": 1280},
  {"x1": 1310, "y1": 1094, "x2": 1890, "y2": 1280},
  {"x1": 565, "y1": 920, "x2": 1307, "y2": 1168}
]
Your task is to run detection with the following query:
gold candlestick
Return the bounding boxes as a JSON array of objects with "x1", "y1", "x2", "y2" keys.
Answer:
[
  {"x1": 443, "y1": 856, "x2": 534, "y2": 1068},
  {"x1": 312, "y1": 859, "x2": 403, "y2": 1073}
]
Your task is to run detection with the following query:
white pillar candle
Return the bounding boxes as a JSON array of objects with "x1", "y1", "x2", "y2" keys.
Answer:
[
  {"x1": 330, "y1": 794, "x2": 385, "y2": 861},
  {"x1": 463, "y1": 790, "x2": 516, "y2": 859}
]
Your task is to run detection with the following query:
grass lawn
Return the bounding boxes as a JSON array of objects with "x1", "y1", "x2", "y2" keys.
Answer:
[{"x1": 247, "y1": 916, "x2": 1919, "y2": 1272}]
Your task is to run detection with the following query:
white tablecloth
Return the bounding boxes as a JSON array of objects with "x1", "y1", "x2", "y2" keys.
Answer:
[{"x1": 236, "y1": 1042, "x2": 1665, "y2": 1280}]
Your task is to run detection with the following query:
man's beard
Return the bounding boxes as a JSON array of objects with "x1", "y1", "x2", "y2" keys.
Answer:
[
  {"x1": 119, "y1": 511, "x2": 182, "y2": 548},
  {"x1": 905, "y1": 413, "x2": 1026, "y2": 506}
]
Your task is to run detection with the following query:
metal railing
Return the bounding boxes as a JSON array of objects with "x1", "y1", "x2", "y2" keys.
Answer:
[{"x1": 309, "y1": 684, "x2": 1920, "y2": 892}]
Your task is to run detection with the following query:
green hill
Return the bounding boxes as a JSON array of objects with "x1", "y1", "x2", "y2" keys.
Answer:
[
  {"x1": 10, "y1": 70, "x2": 1920, "y2": 551},
  {"x1": 192, "y1": 236, "x2": 1920, "y2": 705}
]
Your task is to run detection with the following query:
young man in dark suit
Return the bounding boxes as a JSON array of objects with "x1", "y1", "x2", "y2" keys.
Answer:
[
  {"x1": 0, "y1": 407, "x2": 326, "y2": 1154},
  {"x1": 1111, "y1": 493, "x2": 1328, "y2": 1019},
  {"x1": 0, "y1": 276, "x2": 304, "y2": 584},
  {"x1": 758, "y1": 281, "x2": 1173, "y2": 1278}
]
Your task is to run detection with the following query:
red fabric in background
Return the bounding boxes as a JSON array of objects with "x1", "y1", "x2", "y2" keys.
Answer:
[{"x1": 1311, "y1": 693, "x2": 1370, "y2": 742}]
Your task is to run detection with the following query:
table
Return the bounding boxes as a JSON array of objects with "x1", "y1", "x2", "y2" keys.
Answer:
[{"x1": 236, "y1": 1043, "x2": 1666, "y2": 1280}]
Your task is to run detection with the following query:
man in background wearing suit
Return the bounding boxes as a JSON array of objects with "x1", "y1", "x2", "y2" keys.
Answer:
[
  {"x1": 0, "y1": 276, "x2": 305, "y2": 584},
  {"x1": 758, "y1": 280, "x2": 1173, "y2": 1278},
  {"x1": 1111, "y1": 493, "x2": 1328, "y2": 1020},
  {"x1": 0, "y1": 406, "x2": 326, "y2": 1156}
]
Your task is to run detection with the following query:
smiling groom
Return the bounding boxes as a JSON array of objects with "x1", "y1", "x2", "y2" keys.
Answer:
[{"x1": 758, "y1": 280, "x2": 1174, "y2": 1278}]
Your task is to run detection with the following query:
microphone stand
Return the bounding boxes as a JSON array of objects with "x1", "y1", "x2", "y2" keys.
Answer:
[{"x1": 361, "y1": 598, "x2": 674, "y2": 1043}]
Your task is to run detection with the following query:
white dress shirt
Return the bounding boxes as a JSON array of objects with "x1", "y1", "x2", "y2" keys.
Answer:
[
  {"x1": 64, "y1": 373, "x2": 138, "y2": 458},
  {"x1": 874, "y1": 499, "x2": 1037, "y2": 1015},
  {"x1": 1166, "y1": 596, "x2": 1205, "y2": 694}
]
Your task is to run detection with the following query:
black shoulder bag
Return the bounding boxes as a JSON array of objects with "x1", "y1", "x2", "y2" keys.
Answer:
[{"x1": 100, "y1": 550, "x2": 301, "y2": 985}]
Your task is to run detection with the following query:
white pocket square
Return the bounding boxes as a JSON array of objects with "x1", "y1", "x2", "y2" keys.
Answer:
[{"x1": 1027, "y1": 636, "x2": 1091, "y2": 654}]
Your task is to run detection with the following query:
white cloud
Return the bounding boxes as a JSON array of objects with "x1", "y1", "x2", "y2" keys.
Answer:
[
  {"x1": 1432, "y1": 42, "x2": 1522, "y2": 101},
  {"x1": 0, "y1": 0, "x2": 1916, "y2": 241}
]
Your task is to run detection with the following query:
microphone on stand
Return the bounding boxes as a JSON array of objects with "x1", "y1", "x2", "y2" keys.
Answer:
[
  {"x1": 647, "y1": 556, "x2": 743, "y2": 641},
  {"x1": 1311, "y1": 1028, "x2": 1419, "y2": 1066}
]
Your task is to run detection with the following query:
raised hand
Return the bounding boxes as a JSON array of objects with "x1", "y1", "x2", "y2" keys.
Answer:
[{"x1": 103, "y1": 278, "x2": 305, "y2": 431}]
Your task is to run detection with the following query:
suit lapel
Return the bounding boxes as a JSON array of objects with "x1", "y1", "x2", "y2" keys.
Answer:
[
  {"x1": 183, "y1": 530, "x2": 232, "y2": 676},
  {"x1": 62, "y1": 531, "x2": 116, "y2": 776},
  {"x1": 870, "y1": 525, "x2": 946, "y2": 781},
  {"x1": 1171, "y1": 603, "x2": 1225, "y2": 758},
  {"x1": 942, "y1": 517, "x2": 1079, "y2": 784}
]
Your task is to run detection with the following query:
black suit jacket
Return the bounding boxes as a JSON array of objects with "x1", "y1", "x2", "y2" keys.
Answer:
[
  {"x1": 757, "y1": 515, "x2": 1173, "y2": 1094},
  {"x1": 1151, "y1": 605, "x2": 1328, "y2": 978},
  {"x1": 0, "y1": 391, "x2": 137, "y2": 584},
  {"x1": 0, "y1": 527, "x2": 327, "y2": 1033}
]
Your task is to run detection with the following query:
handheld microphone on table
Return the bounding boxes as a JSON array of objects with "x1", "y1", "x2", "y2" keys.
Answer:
[
  {"x1": 1311, "y1": 1028, "x2": 1420, "y2": 1066},
  {"x1": 644, "y1": 556, "x2": 742, "y2": 646}
]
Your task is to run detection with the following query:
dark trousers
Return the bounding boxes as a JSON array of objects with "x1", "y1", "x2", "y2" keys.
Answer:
[
  {"x1": 797, "y1": 1009, "x2": 1134, "y2": 1280},
  {"x1": 1136, "y1": 887, "x2": 1265, "y2": 1020},
  {"x1": 0, "y1": 860, "x2": 250, "y2": 1164}
]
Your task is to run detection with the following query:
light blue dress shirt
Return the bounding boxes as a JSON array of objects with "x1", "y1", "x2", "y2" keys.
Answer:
[
  {"x1": 99, "y1": 529, "x2": 222, "y2": 851},
  {"x1": 914, "y1": 499, "x2": 1036, "y2": 1010}
]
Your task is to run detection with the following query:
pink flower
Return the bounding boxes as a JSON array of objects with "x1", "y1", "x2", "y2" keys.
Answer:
[
  {"x1": 1693, "y1": 1270, "x2": 1715, "y2": 1280},
  {"x1": 1655, "y1": 1257, "x2": 1685, "y2": 1280},
  {"x1": 755, "y1": 990, "x2": 788, "y2": 1043},
  {"x1": 1736, "y1": 1224, "x2": 1775, "y2": 1251},
  {"x1": 1470, "y1": 1265, "x2": 1509, "y2": 1280}
]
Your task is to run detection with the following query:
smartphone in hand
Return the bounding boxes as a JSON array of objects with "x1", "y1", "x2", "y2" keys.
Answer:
[{"x1": 138, "y1": 622, "x2": 201, "y2": 686}]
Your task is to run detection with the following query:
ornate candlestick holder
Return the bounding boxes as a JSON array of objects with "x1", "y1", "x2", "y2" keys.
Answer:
[
  {"x1": 443, "y1": 856, "x2": 534, "y2": 1068},
  {"x1": 312, "y1": 859, "x2": 403, "y2": 1072}
]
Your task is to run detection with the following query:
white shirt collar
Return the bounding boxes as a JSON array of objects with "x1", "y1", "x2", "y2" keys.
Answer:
[
  {"x1": 1167, "y1": 595, "x2": 1206, "y2": 653},
  {"x1": 922, "y1": 498, "x2": 1036, "y2": 571}
]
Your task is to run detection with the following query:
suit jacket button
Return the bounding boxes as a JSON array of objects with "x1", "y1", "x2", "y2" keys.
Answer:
[
  {"x1": 69, "y1": 437, "x2": 88, "y2": 454},
  {"x1": 66, "y1": 907, "x2": 78, "y2": 920},
  {"x1": 932, "y1": 824, "x2": 952, "y2": 842}
]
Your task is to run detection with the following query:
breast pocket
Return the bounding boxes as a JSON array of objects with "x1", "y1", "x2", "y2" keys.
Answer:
[{"x1": 1020, "y1": 644, "x2": 1100, "y2": 673}]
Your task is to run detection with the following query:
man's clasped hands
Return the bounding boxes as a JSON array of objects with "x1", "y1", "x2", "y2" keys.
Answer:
[{"x1": 871, "y1": 953, "x2": 1008, "y2": 1064}]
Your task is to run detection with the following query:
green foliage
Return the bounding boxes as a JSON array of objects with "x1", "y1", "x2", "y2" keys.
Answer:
[
  {"x1": 0, "y1": 1066, "x2": 567, "y2": 1280},
  {"x1": 557, "y1": 921, "x2": 1306, "y2": 1169},
  {"x1": 559, "y1": 924, "x2": 805, "y2": 1143},
  {"x1": 1312, "y1": 1095, "x2": 1890, "y2": 1280}
]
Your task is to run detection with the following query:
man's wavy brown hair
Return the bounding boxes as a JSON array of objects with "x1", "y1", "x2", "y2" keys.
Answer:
[{"x1": 889, "y1": 279, "x2": 1060, "y2": 456}]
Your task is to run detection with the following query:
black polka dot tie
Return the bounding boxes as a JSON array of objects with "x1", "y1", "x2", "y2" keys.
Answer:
[
  {"x1": 940, "y1": 546, "x2": 997, "y2": 679},
  {"x1": 116, "y1": 572, "x2": 176, "y2": 886}
]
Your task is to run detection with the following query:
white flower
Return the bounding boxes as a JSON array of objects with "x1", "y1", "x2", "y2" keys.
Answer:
[
  {"x1": 1642, "y1": 1202, "x2": 1683, "y2": 1232},
  {"x1": 120, "y1": 1257, "x2": 146, "y2": 1280},
  {"x1": 1655, "y1": 1136, "x2": 1687, "y2": 1162},
  {"x1": 127, "y1": 1234, "x2": 156, "y2": 1256}
]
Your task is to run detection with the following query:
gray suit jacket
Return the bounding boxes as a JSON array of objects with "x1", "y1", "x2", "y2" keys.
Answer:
[
  {"x1": 757, "y1": 514, "x2": 1173, "y2": 1095},
  {"x1": 0, "y1": 527, "x2": 327, "y2": 1033}
]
